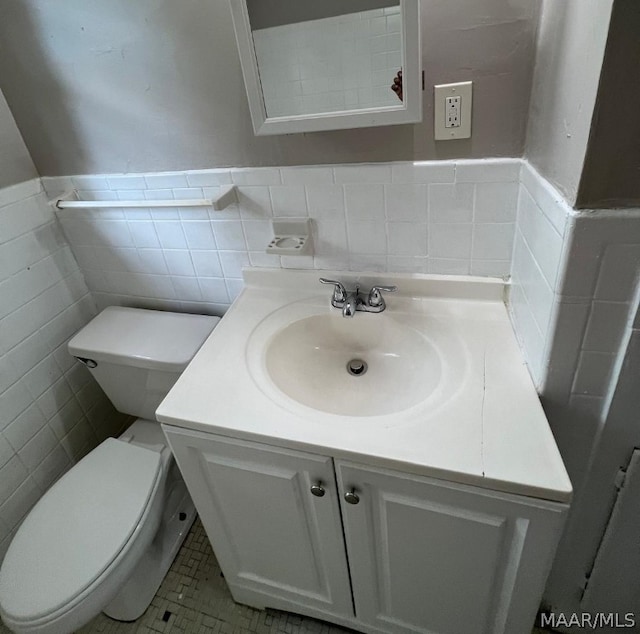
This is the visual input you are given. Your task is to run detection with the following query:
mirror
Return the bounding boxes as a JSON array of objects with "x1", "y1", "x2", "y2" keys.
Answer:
[{"x1": 229, "y1": 0, "x2": 422, "y2": 135}]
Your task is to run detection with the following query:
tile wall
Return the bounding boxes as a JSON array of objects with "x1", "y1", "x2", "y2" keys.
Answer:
[
  {"x1": 508, "y1": 162, "x2": 571, "y2": 386},
  {"x1": 510, "y1": 162, "x2": 640, "y2": 488},
  {"x1": 43, "y1": 159, "x2": 521, "y2": 315},
  {"x1": 0, "y1": 179, "x2": 126, "y2": 562},
  {"x1": 253, "y1": 7, "x2": 401, "y2": 117}
]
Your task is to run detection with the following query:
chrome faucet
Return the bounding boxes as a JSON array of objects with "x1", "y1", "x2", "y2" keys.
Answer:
[{"x1": 319, "y1": 278, "x2": 397, "y2": 317}]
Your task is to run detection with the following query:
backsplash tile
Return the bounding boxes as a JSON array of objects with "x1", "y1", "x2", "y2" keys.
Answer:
[{"x1": 45, "y1": 159, "x2": 521, "y2": 313}]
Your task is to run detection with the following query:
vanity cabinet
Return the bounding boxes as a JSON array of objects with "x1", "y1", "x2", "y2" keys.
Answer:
[{"x1": 164, "y1": 425, "x2": 567, "y2": 634}]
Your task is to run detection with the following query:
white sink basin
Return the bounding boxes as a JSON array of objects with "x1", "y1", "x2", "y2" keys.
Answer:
[
  {"x1": 246, "y1": 298, "x2": 466, "y2": 418},
  {"x1": 263, "y1": 313, "x2": 440, "y2": 416}
]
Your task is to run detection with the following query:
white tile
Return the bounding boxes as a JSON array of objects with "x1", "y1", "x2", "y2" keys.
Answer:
[
  {"x1": 172, "y1": 187, "x2": 205, "y2": 200},
  {"x1": 76, "y1": 190, "x2": 119, "y2": 202},
  {"x1": 191, "y1": 251, "x2": 223, "y2": 278},
  {"x1": 583, "y1": 301, "x2": 631, "y2": 353},
  {"x1": 171, "y1": 277, "x2": 203, "y2": 301},
  {"x1": 225, "y1": 278, "x2": 245, "y2": 302},
  {"x1": 386, "y1": 223, "x2": 427, "y2": 256},
  {"x1": 428, "y1": 258, "x2": 471, "y2": 275},
  {"x1": 198, "y1": 278, "x2": 230, "y2": 304},
  {"x1": 91, "y1": 220, "x2": 135, "y2": 248},
  {"x1": 242, "y1": 221, "x2": 273, "y2": 252},
  {"x1": 314, "y1": 222, "x2": 348, "y2": 256},
  {"x1": 507, "y1": 283, "x2": 545, "y2": 386},
  {"x1": 270, "y1": 186, "x2": 308, "y2": 217},
  {"x1": 128, "y1": 221, "x2": 160, "y2": 248},
  {"x1": 520, "y1": 162, "x2": 569, "y2": 235},
  {"x1": 391, "y1": 162, "x2": 455, "y2": 184},
  {"x1": 0, "y1": 434, "x2": 14, "y2": 469},
  {"x1": 280, "y1": 167, "x2": 334, "y2": 185},
  {"x1": 137, "y1": 249, "x2": 168, "y2": 275},
  {"x1": 572, "y1": 351, "x2": 615, "y2": 396},
  {"x1": 455, "y1": 159, "x2": 520, "y2": 183},
  {"x1": 384, "y1": 184, "x2": 427, "y2": 222},
  {"x1": 218, "y1": 251, "x2": 250, "y2": 278},
  {"x1": 211, "y1": 221, "x2": 246, "y2": 251},
  {"x1": 313, "y1": 255, "x2": 350, "y2": 271},
  {"x1": 186, "y1": 170, "x2": 232, "y2": 187},
  {"x1": 387, "y1": 256, "x2": 429, "y2": 274},
  {"x1": 429, "y1": 184, "x2": 474, "y2": 223},
  {"x1": 106, "y1": 175, "x2": 147, "y2": 190},
  {"x1": 0, "y1": 476, "x2": 41, "y2": 531},
  {"x1": 429, "y1": 224, "x2": 472, "y2": 259},
  {"x1": 281, "y1": 255, "x2": 314, "y2": 269},
  {"x1": 163, "y1": 250, "x2": 196, "y2": 277},
  {"x1": 0, "y1": 382, "x2": 33, "y2": 432},
  {"x1": 517, "y1": 188, "x2": 563, "y2": 290},
  {"x1": 511, "y1": 232, "x2": 554, "y2": 336},
  {"x1": 345, "y1": 184, "x2": 385, "y2": 221},
  {"x1": 71, "y1": 175, "x2": 110, "y2": 191},
  {"x1": 347, "y1": 221, "x2": 387, "y2": 254},
  {"x1": 36, "y1": 378, "x2": 73, "y2": 421},
  {"x1": 594, "y1": 244, "x2": 640, "y2": 302},
  {"x1": 154, "y1": 221, "x2": 188, "y2": 249},
  {"x1": 470, "y1": 260, "x2": 510, "y2": 277},
  {"x1": 231, "y1": 168, "x2": 282, "y2": 186},
  {"x1": 474, "y1": 182, "x2": 519, "y2": 223},
  {"x1": 23, "y1": 356, "x2": 62, "y2": 399},
  {"x1": 541, "y1": 298, "x2": 592, "y2": 403},
  {"x1": 237, "y1": 186, "x2": 273, "y2": 219},
  {"x1": 144, "y1": 173, "x2": 189, "y2": 189},
  {"x1": 0, "y1": 457, "x2": 28, "y2": 506},
  {"x1": 348, "y1": 254, "x2": 387, "y2": 272},
  {"x1": 472, "y1": 224, "x2": 515, "y2": 261},
  {"x1": 178, "y1": 207, "x2": 209, "y2": 221},
  {"x1": 306, "y1": 185, "x2": 345, "y2": 219},
  {"x1": 182, "y1": 221, "x2": 217, "y2": 250},
  {"x1": 32, "y1": 445, "x2": 70, "y2": 491},
  {"x1": 334, "y1": 164, "x2": 392, "y2": 184},
  {"x1": 19, "y1": 425, "x2": 57, "y2": 470},
  {"x1": 249, "y1": 252, "x2": 282, "y2": 268}
]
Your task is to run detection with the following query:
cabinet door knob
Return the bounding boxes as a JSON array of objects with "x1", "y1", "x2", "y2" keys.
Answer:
[
  {"x1": 344, "y1": 489, "x2": 360, "y2": 505},
  {"x1": 310, "y1": 483, "x2": 326, "y2": 497}
]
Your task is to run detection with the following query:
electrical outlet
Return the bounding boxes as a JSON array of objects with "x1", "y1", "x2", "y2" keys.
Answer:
[
  {"x1": 434, "y1": 81, "x2": 472, "y2": 140},
  {"x1": 445, "y1": 96, "x2": 461, "y2": 128}
]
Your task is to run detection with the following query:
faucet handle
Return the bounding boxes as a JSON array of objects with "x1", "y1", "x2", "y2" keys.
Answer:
[
  {"x1": 368, "y1": 284, "x2": 397, "y2": 308},
  {"x1": 319, "y1": 278, "x2": 347, "y2": 303}
]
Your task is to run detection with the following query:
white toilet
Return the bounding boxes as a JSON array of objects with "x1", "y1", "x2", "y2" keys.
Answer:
[{"x1": 0, "y1": 307, "x2": 219, "y2": 634}]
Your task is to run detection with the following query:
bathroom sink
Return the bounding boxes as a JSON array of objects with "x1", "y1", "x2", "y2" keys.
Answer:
[
  {"x1": 262, "y1": 313, "x2": 440, "y2": 416},
  {"x1": 157, "y1": 268, "x2": 574, "y2": 503},
  {"x1": 246, "y1": 298, "x2": 464, "y2": 418}
]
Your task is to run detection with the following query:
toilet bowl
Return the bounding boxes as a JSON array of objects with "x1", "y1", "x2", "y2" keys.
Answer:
[{"x1": 0, "y1": 308, "x2": 219, "y2": 634}]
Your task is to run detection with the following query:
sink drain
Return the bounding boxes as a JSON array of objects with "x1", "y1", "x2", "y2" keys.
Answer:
[{"x1": 346, "y1": 359, "x2": 368, "y2": 376}]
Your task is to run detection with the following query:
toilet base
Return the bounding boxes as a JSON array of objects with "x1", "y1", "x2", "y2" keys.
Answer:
[{"x1": 103, "y1": 460, "x2": 197, "y2": 622}]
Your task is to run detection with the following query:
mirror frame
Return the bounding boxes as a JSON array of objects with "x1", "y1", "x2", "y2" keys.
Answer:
[{"x1": 229, "y1": 0, "x2": 422, "y2": 135}]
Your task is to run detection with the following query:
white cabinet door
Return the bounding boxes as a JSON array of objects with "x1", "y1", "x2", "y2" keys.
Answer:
[
  {"x1": 163, "y1": 426, "x2": 353, "y2": 619},
  {"x1": 336, "y1": 461, "x2": 567, "y2": 634}
]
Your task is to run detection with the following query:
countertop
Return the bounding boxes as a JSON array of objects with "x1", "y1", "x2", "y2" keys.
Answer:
[{"x1": 156, "y1": 268, "x2": 572, "y2": 504}]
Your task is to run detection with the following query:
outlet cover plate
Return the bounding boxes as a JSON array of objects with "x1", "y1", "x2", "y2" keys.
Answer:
[{"x1": 434, "y1": 81, "x2": 472, "y2": 140}]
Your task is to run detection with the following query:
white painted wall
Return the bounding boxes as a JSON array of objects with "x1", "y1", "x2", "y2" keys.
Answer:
[
  {"x1": 0, "y1": 89, "x2": 37, "y2": 188},
  {"x1": 525, "y1": 0, "x2": 613, "y2": 205}
]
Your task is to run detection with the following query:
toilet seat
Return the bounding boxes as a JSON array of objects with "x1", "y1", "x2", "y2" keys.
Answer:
[{"x1": 0, "y1": 438, "x2": 164, "y2": 633}]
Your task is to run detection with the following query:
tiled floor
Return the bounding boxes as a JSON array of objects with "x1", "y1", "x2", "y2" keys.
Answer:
[{"x1": 1, "y1": 517, "x2": 553, "y2": 634}]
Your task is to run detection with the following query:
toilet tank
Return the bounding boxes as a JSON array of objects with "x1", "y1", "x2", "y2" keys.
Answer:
[{"x1": 68, "y1": 307, "x2": 219, "y2": 421}]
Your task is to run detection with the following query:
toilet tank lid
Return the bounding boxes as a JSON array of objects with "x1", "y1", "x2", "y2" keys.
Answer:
[{"x1": 68, "y1": 307, "x2": 220, "y2": 372}]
